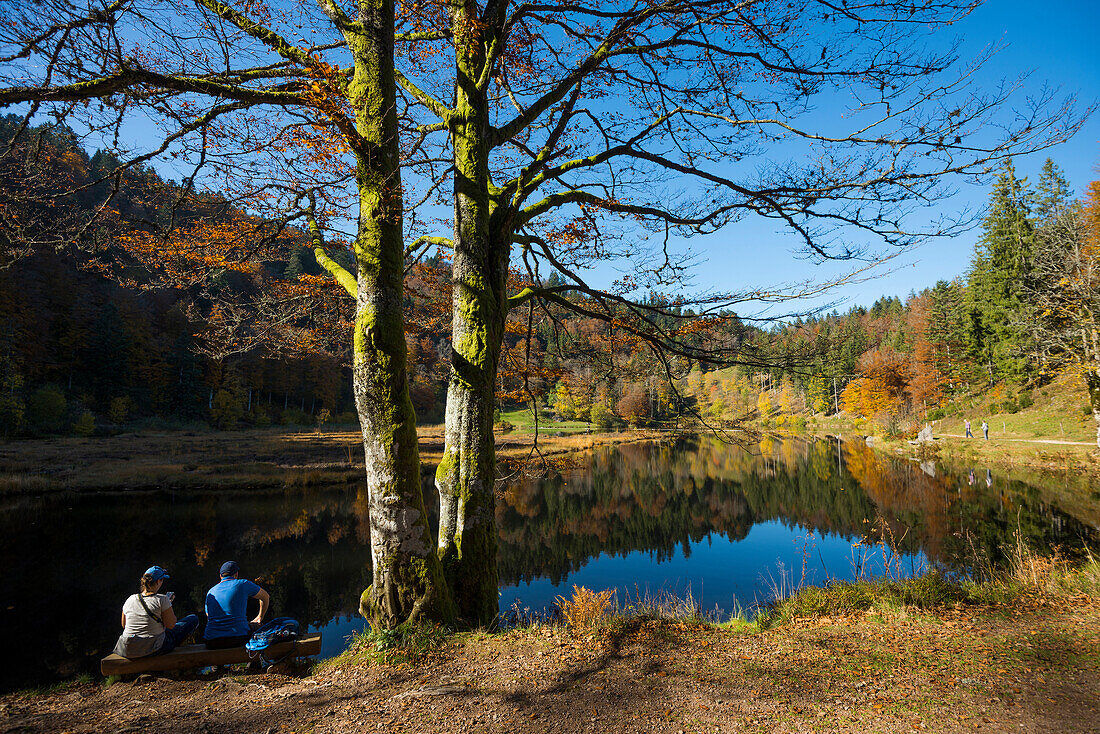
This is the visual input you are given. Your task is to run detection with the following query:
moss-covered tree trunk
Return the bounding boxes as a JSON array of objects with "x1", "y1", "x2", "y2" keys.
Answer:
[
  {"x1": 349, "y1": 0, "x2": 454, "y2": 628},
  {"x1": 434, "y1": 0, "x2": 506, "y2": 626},
  {"x1": 1086, "y1": 369, "x2": 1100, "y2": 449}
]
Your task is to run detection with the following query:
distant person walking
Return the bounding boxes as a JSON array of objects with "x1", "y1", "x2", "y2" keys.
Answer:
[
  {"x1": 964, "y1": 419, "x2": 973, "y2": 438},
  {"x1": 203, "y1": 561, "x2": 270, "y2": 649},
  {"x1": 981, "y1": 420, "x2": 989, "y2": 440},
  {"x1": 113, "y1": 566, "x2": 199, "y2": 659}
]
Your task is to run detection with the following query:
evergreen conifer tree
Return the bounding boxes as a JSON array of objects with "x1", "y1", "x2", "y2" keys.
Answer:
[
  {"x1": 966, "y1": 159, "x2": 1036, "y2": 382},
  {"x1": 1034, "y1": 159, "x2": 1074, "y2": 224},
  {"x1": 926, "y1": 280, "x2": 969, "y2": 391}
]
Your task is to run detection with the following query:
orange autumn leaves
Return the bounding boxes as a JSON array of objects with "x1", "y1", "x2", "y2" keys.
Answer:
[
  {"x1": 840, "y1": 290, "x2": 952, "y2": 421},
  {"x1": 840, "y1": 348, "x2": 911, "y2": 419},
  {"x1": 118, "y1": 220, "x2": 264, "y2": 285}
]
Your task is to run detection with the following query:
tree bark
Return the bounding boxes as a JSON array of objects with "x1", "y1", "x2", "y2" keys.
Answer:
[
  {"x1": 350, "y1": 0, "x2": 454, "y2": 628},
  {"x1": 435, "y1": 0, "x2": 505, "y2": 626},
  {"x1": 1086, "y1": 369, "x2": 1100, "y2": 449}
]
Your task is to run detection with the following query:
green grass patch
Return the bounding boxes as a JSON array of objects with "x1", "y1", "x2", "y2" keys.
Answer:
[
  {"x1": 318, "y1": 621, "x2": 451, "y2": 669},
  {"x1": 498, "y1": 408, "x2": 594, "y2": 433},
  {"x1": 759, "y1": 548, "x2": 1100, "y2": 630},
  {"x1": 932, "y1": 374, "x2": 1095, "y2": 442},
  {"x1": 14, "y1": 672, "x2": 94, "y2": 698},
  {"x1": 760, "y1": 572, "x2": 981, "y2": 629}
]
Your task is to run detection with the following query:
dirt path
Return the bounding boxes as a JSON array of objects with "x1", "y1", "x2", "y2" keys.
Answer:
[
  {"x1": 937, "y1": 433, "x2": 1095, "y2": 446},
  {"x1": 6, "y1": 597, "x2": 1097, "y2": 733}
]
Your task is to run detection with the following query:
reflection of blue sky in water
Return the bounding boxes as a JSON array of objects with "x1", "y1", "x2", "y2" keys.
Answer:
[
  {"x1": 308, "y1": 615, "x2": 367, "y2": 659},
  {"x1": 311, "y1": 521, "x2": 925, "y2": 653},
  {"x1": 499, "y1": 520, "x2": 926, "y2": 620},
  {"x1": 311, "y1": 521, "x2": 926, "y2": 655},
  {"x1": 5, "y1": 437, "x2": 1097, "y2": 686}
]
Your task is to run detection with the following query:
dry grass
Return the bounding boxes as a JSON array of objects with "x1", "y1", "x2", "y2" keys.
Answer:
[
  {"x1": 556, "y1": 585, "x2": 615, "y2": 630},
  {"x1": 0, "y1": 473, "x2": 54, "y2": 493},
  {"x1": 0, "y1": 426, "x2": 664, "y2": 493}
]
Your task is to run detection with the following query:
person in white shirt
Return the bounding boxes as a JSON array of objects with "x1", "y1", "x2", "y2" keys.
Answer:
[{"x1": 113, "y1": 565, "x2": 200, "y2": 658}]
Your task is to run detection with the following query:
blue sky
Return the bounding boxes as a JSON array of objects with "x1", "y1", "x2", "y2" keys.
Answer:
[
  {"x1": 62, "y1": 0, "x2": 1098, "y2": 316},
  {"x1": 681, "y1": 0, "x2": 1100, "y2": 315}
]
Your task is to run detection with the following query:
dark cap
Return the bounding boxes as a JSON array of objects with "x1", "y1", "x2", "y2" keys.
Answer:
[
  {"x1": 219, "y1": 560, "x2": 240, "y2": 577},
  {"x1": 144, "y1": 565, "x2": 170, "y2": 581}
]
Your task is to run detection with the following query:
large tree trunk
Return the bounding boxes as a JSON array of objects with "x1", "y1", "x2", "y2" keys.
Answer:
[
  {"x1": 1086, "y1": 369, "x2": 1100, "y2": 449},
  {"x1": 435, "y1": 0, "x2": 506, "y2": 626},
  {"x1": 350, "y1": 0, "x2": 454, "y2": 628}
]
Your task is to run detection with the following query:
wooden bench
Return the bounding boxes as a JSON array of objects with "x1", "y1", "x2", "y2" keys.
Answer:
[{"x1": 100, "y1": 634, "x2": 322, "y2": 675}]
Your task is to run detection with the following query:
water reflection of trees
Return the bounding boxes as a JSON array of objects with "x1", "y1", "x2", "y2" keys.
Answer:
[
  {"x1": 3, "y1": 437, "x2": 1095, "y2": 691},
  {"x1": 496, "y1": 437, "x2": 1098, "y2": 585}
]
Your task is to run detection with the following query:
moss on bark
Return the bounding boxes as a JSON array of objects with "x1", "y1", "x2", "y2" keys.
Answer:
[
  {"x1": 434, "y1": 0, "x2": 506, "y2": 626},
  {"x1": 348, "y1": 0, "x2": 454, "y2": 629}
]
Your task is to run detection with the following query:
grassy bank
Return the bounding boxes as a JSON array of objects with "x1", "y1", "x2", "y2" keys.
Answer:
[
  {"x1": 7, "y1": 547, "x2": 1097, "y2": 733},
  {"x1": 878, "y1": 432, "x2": 1099, "y2": 471},
  {"x1": 498, "y1": 407, "x2": 595, "y2": 434},
  {"x1": 0, "y1": 425, "x2": 664, "y2": 494},
  {"x1": 294, "y1": 547, "x2": 1100, "y2": 733}
]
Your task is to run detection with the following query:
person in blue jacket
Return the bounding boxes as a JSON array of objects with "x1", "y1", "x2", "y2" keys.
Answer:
[{"x1": 203, "y1": 561, "x2": 271, "y2": 649}]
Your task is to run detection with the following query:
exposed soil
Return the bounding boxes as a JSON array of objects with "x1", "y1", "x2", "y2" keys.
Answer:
[{"x1": 5, "y1": 596, "x2": 1097, "y2": 733}]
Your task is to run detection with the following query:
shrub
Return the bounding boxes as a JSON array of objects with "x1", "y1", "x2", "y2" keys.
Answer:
[
  {"x1": 927, "y1": 408, "x2": 946, "y2": 420},
  {"x1": 616, "y1": 384, "x2": 650, "y2": 427},
  {"x1": 590, "y1": 403, "x2": 615, "y2": 431},
  {"x1": 0, "y1": 391, "x2": 24, "y2": 436},
  {"x1": 882, "y1": 415, "x2": 912, "y2": 439},
  {"x1": 210, "y1": 388, "x2": 244, "y2": 430},
  {"x1": 334, "y1": 411, "x2": 359, "y2": 425},
  {"x1": 0, "y1": 365, "x2": 25, "y2": 435},
  {"x1": 279, "y1": 407, "x2": 311, "y2": 425},
  {"x1": 1017, "y1": 392, "x2": 1034, "y2": 410},
  {"x1": 26, "y1": 385, "x2": 67, "y2": 434},
  {"x1": 107, "y1": 396, "x2": 133, "y2": 424},
  {"x1": 248, "y1": 406, "x2": 272, "y2": 427},
  {"x1": 72, "y1": 410, "x2": 96, "y2": 437},
  {"x1": 556, "y1": 585, "x2": 614, "y2": 630},
  {"x1": 494, "y1": 419, "x2": 514, "y2": 433}
]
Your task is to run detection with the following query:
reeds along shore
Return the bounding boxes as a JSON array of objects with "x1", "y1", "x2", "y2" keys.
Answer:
[{"x1": 0, "y1": 426, "x2": 664, "y2": 493}]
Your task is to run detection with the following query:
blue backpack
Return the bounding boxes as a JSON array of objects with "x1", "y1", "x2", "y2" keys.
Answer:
[{"x1": 246, "y1": 617, "x2": 301, "y2": 665}]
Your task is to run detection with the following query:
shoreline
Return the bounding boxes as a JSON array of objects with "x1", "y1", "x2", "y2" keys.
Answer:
[
  {"x1": 6, "y1": 564, "x2": 1097, "y2": 732},
  {"x1": 6, "y1": 421, "x2": 1100, "y2": 495},
  {"x1": 870, "y1": 432, "x2": 1100, "y2": 479},
  {"x1": 0, "y1": 426, "x2": 669, "y2": 494}
]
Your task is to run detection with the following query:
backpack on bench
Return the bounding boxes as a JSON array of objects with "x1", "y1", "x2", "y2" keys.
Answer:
[{"x1": 246, "y1": 617, "x2": 302, "y2": 668}]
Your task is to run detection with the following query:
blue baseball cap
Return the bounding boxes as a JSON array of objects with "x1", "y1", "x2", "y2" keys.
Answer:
[
  {"x1": 219, "y1": 560, "x2": 240, "y2": 577},
  {"x1": 144, "y1": 566, "x2": 170, "y2": 581}
]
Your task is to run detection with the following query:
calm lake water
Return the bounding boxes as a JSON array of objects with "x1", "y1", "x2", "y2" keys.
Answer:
[{"x1": 2, "y1": 435, "x2": 1097, "y2": 692}]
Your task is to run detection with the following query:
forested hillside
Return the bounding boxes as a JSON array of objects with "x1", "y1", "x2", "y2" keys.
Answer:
[
  {"x1": 680, "y1": 159, "x2": 1100, "y2": 438},
  {"x1": 0, "y1": 116, "x2": 355, "y2": 435},
  {"x1": 1, "y1": 116, "x2": 1097, "y2": 439},
  {"x1": 0, "y1": 117, "x2": 738, "y2": 436}
]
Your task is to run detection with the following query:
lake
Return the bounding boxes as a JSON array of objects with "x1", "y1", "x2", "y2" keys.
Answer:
[{"x1": 2, "y1": 435, "x2": 1097, "y2": 692}]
